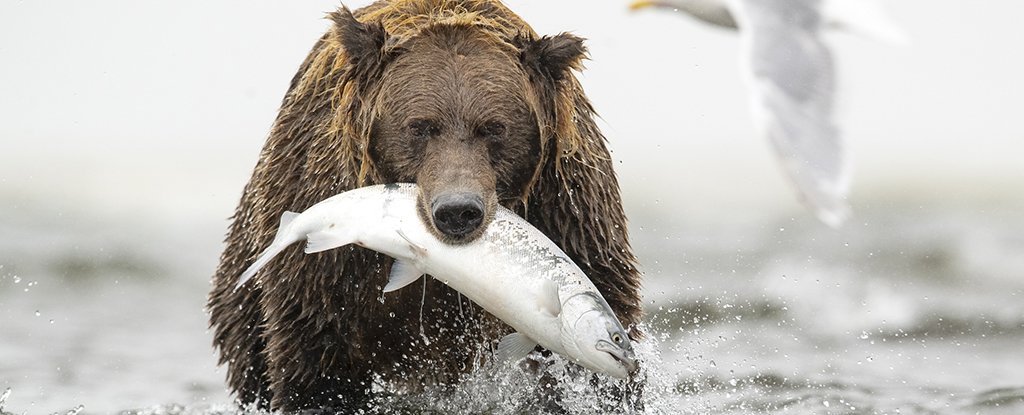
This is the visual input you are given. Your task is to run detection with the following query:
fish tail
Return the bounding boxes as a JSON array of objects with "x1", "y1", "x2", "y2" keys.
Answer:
[{"x1": 234, "y1": 211, "x2": 302, "y2": 290}]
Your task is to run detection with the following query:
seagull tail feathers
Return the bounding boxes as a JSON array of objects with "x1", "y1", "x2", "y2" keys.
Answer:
[{"x1": 826, "y1": 0, "x2": 911, "y2": 46}]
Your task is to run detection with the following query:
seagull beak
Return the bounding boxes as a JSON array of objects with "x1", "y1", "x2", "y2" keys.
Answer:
[{"x1": 628, "y1": 0, "x2": 658, "y2": 12}]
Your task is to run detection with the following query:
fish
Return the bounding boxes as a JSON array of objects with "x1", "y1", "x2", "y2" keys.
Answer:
[{"x1": 235, "y1": 183, "x2": 638, "y2": 379}]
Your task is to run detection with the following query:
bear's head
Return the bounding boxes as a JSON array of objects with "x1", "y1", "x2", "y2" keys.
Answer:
[{"x1": 331, "y1": 6, "x2": 586, "y2": 244}]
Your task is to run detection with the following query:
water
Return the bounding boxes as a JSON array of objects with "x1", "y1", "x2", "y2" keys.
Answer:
[{"x1": 1, "y1": 198, "x2": 1022, "y2": 414}]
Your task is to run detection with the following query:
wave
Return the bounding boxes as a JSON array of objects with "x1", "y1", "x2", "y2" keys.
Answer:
[{"x1": 647, "y1": 294, "x2": 1024, "y2": 342}]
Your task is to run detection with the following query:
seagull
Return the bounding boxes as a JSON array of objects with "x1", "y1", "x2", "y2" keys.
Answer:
[{"x1": 630, "y1": 0, "x2": 907, "y2": 227}]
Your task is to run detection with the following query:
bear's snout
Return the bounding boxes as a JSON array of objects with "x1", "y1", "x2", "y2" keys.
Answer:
[{"x1": 431, "y1": 192, "x2": 485, "y2": 239}]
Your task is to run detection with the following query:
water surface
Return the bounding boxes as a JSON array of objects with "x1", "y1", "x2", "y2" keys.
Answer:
[{"x1": 1, "y1": 200, "x2": 1022, "y2": 414}]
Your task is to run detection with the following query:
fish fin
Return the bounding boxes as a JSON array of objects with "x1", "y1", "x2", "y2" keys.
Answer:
[
  {"x1": 280, "y1": 211, "x2": 299, "y2": 229},
  {"x1": 395, "y1": 229, "x2": 427, "y2": 258},
  {"x1": 304, "y1": 230, "x2": 353, "y2": 254},
  {"x1": 538, "y1": 280, "x2": 561, "y2": 317},
  {"x1": 384, "y1": 259, "x2": 424, "y2": 293},
  {"x1": 234, "y1": 211, "x2": 303, "y2": 290},
  {"x1": 495, "y1": 332, "x2": 538, "y2": 364},
  {"x1": 236, "y1": 250, "x2": 273, "y2": 290}
]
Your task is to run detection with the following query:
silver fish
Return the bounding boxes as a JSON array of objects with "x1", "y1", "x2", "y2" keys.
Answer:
[{"x1": 236, "y1": 183, "x2": 638, "y2": 378}]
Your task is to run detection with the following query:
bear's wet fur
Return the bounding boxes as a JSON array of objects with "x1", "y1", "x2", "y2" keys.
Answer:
[{"x1": 207, "y1": 0, "x2": 643, "y2": 411}]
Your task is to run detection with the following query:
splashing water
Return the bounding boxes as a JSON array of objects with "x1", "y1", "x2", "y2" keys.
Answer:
[
  {"x1": 350, "y1": 328, "x2": 682, "y2": 414},
  {"x1": 0, "y1": 389, "x2": 83, "y2": 415},
  {"x1": 0, "y1": 388, "x2": 11, "y2": 413}
]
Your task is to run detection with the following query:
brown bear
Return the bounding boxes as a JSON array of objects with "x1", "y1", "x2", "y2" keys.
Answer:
[{"x1": 207, "y1": 0, "x2": 643, "y2": 411}]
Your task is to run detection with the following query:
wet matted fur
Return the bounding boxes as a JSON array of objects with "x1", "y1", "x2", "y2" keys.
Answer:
[{"x1": 207, "y1": 0, "x2": 642, "y2": 411}]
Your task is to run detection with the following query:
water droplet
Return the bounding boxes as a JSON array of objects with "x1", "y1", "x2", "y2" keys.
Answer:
[
  {"x1": 35, "y1": 311, "x2": 40, "y2": 317},
  {"x1": 0, "y1": 387, "x2": 11, "y2": 409}
]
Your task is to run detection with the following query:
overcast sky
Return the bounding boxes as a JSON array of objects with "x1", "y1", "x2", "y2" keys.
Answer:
[{"x1": 1, "y1": 0, "x2": 1021, "y2": 224}]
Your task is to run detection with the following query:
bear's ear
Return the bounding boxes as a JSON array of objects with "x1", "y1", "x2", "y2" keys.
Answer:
[
  {"x1": 330, "y1": 6, "x2": 390, "y2": 69},
  {"x1": 517, "y1": 33, "x2": 588, "y2": 83}
]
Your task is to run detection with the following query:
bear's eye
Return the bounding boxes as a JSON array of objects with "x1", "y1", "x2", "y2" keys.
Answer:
[
  {"x1": 477, "y1": 121, "x2": 506, "y2": 139},
  {"x1": 408, "y1": 119, "x2": 440, "y2": 139}
]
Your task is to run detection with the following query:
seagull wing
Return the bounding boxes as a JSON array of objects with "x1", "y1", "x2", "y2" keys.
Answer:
[
  {"x1": 730, "y1": 0, "x2": 850, "y2": 226},
  {"x1": 825, "y1": 0, "x2": 910, "y2": 45}
]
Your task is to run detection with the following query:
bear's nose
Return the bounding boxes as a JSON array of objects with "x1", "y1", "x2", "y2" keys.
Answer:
[{"x1": 431, "y1": 193, "x2": 485, "y2": 239}]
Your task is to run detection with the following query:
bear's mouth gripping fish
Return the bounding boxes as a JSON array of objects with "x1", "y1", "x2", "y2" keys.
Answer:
[{"x1": 235, "y1": 183, "x2": 638, "y2": 379}]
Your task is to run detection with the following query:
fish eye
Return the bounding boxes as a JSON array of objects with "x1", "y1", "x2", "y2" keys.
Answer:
[{"x1": 612, "y1": 333, "x2": 623, "y2": 344}]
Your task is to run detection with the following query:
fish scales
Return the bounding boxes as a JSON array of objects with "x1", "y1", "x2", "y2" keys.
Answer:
[{"x1": 236, "y1": 183, "x2": 637, "y2": 379}]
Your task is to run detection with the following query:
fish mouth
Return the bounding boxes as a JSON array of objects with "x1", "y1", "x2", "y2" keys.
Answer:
[{"x1": 596, "y1": 340, "x2": 639, "y2": 375}]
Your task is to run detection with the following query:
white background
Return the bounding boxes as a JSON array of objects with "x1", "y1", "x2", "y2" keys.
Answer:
[{"x1": 1, "y1": 0, "x2": 1021, "y2": 224}]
